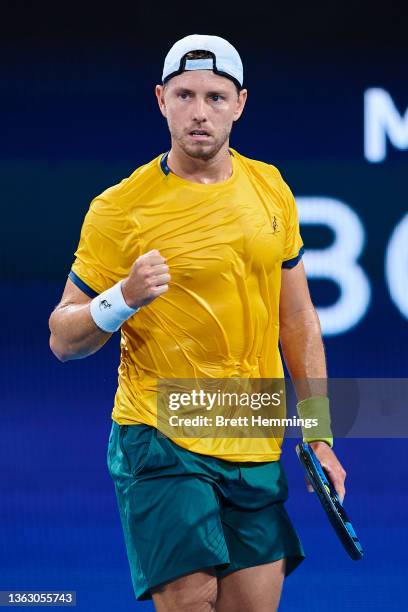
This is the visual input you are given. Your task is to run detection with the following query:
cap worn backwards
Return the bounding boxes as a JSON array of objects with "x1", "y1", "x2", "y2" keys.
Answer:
[{"x1": 162, "y1": 34, "x2": 243, "y2": 89}]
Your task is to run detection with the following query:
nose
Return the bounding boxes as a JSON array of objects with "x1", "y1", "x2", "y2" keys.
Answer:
[{"x1": 191, "y1": 97, "x2": 207, "y2": 123}]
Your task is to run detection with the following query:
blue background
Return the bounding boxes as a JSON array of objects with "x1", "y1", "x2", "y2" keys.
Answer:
[{"x1": 2, "y1": 3, "x2": 407, "y2": 610}]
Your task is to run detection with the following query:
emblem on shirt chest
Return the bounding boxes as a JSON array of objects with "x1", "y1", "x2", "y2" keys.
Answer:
[{"x1": 272, "y1": 215, "x2": 280, "y2": 235}]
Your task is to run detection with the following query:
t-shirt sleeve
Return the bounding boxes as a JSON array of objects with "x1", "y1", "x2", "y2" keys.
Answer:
[
  {"x1": 69, "y1": 196, "x2": 140, "y2": 296},
  {"x1": 280, "y1": 179, "x2": 304, "y2": 269}
]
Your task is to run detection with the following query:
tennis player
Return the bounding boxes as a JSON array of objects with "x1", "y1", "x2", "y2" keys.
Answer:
[{"x1": 49, "y1": 34, "x2": 347, "y2": 611}]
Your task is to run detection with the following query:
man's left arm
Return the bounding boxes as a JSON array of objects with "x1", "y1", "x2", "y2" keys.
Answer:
[{"x1": 279, "y1": 260, "x2": 347, "y2": 502}]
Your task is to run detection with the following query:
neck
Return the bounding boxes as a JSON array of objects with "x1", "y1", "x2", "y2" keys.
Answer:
[{"x1": 166, "y1": 143, "x2": 233, "y2": 184}]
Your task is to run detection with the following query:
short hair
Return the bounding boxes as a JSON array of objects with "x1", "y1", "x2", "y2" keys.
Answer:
[{"x1": 185, "y1": 50, "x2": 212, "y2": 60}]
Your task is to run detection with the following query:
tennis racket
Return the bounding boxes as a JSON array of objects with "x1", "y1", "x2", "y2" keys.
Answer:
[{"x1": 296, "y1": 442, "x2": 364, "y2": 560}]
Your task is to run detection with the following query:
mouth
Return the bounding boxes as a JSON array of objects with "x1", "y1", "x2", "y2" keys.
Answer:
[{"x1": 188, "y1": 129, "x2": 211, "y2": 141}]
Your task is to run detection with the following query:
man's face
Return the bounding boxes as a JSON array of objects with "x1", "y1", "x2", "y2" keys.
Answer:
[{"x1": 155, "y1": 71, "x2": 247, "y2": 161}]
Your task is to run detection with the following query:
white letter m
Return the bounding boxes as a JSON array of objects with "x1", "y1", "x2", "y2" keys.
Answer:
[{"x1": 364, "y1": 88, "x2": 408, "y2": 162}]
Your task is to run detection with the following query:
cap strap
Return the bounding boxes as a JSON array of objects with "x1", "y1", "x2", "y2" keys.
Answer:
[{"x1": 184, "y1": 58, "x2": 215, "y2": 71}]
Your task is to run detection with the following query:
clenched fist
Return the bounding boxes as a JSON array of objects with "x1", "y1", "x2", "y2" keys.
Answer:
[{"x1": 121, "y1": 249, "x2": 170, "y2": 309}]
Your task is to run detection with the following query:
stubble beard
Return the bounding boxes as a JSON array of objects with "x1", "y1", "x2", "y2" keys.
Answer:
[{"x1": 172, "y1": 123, "x2": 232, "y2": 161}]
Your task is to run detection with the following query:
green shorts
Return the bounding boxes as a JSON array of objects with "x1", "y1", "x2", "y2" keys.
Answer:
[{"x1": 107, "y1": 421, "x2": 305, "y2": 601}]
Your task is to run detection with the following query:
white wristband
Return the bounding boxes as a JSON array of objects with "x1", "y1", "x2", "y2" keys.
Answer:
[{"x1": 90, "y1": 281, "x2": 140, "y2": 333}]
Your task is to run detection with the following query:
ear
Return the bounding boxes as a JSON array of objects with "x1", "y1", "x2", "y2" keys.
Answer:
[
  {"x1": 233, "y1": 88, "x2": 248, "y2": 122},
  {"x1": 155, "y1": 84, "x2": 167, "y2": 118}
]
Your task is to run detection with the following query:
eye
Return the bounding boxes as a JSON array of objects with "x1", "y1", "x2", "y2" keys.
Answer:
[
  {"x1": 179, "y1": 92, "x2": 190, "y2": 100},
  {"x1": 210, "y1": 94, "x2": 221, "y2": 102}
]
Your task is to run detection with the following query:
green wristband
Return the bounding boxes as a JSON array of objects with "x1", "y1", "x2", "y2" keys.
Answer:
[{"x1": 296, "y1": 396, "x2": 334, "y2": 448}]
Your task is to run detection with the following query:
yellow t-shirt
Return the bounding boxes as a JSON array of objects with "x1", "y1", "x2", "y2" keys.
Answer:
[{"x1": 70, "y1": 149, "x2": 303, "y2": 461}]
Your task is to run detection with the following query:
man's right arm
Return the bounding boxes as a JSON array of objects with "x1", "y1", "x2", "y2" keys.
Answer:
[
  {"x1": 49, "y1": 278, "x2": 112, "y2": 362},
  {"x1": 49, "y1": 249, "x2": 170, "y2": 362}
]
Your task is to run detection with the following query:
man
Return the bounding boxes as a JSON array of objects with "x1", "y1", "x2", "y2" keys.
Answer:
[{"x1": 49, "y1": 34, "x2": 346, "y2": 611}]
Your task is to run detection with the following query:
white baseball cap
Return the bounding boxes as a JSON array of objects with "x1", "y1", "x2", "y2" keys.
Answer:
[{"x1": 162, "y1": 34, "x2": 243, "y2": 88}]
